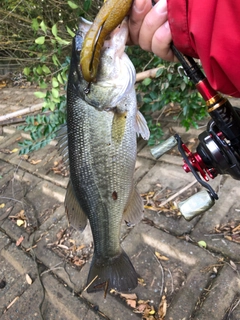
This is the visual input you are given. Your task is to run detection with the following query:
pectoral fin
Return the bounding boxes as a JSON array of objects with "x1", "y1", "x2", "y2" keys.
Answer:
[
  {"x1": 123, "y1": 188, "x2": 144, "y2": 225},
  {"x1": 135, "y1": 110, "x2": 150, "y2": 140},
  {"x1": 65, "y1": 180, "x2": 88, "y2": 231}
]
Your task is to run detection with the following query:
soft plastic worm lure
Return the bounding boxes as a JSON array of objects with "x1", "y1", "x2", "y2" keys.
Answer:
[{"x1": 80, "y1": 0, "x2": 132, "y2": 83}]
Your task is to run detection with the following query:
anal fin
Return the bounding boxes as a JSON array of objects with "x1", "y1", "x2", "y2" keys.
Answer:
[
  {"x1": 123, "y1": 188, "x2": 144, "y2": 225},
  {"x1": 65, "y1": 180, "x2": 88, "y2": 231}
]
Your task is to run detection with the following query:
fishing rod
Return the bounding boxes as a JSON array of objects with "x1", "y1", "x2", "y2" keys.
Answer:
[{"x1": 151, "y1": 44, "x2": 240, "y2": 220}]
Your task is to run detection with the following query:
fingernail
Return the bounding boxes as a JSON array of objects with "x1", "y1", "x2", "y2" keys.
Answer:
[
  {"x1": 164, "y1": 21, "x2": 169, "y2": 30},
  {"x1": 154, "y1": 0, "x2": 167, "y2": 14}
]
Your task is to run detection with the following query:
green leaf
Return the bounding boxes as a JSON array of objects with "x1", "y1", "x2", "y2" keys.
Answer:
[
  {"x1": 61, "y1": 72, "x2": 68, "y2": 82},
  {"x1": 40, "y1": 20, "x2": 48, "y2": 34},
  {"x1": 51, "y1": 96, "x2": 60, "y2": 103},
  {"x1": 180, "y1": 82, "x2": 186, "y2": 91},
  {"x1": 57, "y1": 74, "x2": 64, "y2": 85},
  {"x1": 42, "y1": 65, "x2": 51, "y2": 74},
  {"x1": 36, "y1": 65, "x2": 43, "y2": 75},
  {"x1": 156, "y1": 67, "x2": 164, "y2": 78},
  {"x1": 48, "y1": 101, "x2": 56, "y2": 111},
  {"x1": 35, "y1": 36, "x2": 45, "y2": 45},
  {"x1": 52, "y1": 88, "x2": 59, "y2": 98},
  {"x1": 39, "y1": 81, "x2": 48, "y2": 89},
  {"x1": 142, "y1": 78, "x2": 152, "y2": 86},
  {"x1": 31, "y1": 18, "x2": 39, "y2": 31},
  {"x1": 52, "y1": 54, "x2": 60, "y2": 66},
  {"x1": 52, "y1": 24, "x2": 58, "y2": 37},
  {"x1": 34, "y1": 91, "x2": 46, "y2": 99},
  {"x1": 52, "y1": 77, "x2": 59, "y2": 88},
  {"x1": 55, "y1": 36, "x2": 70, "y2": 45},
  {"x1": 167, "y1": 73, "x2": 172, "y2": 82},
  {"x1": 67, "y1": 1, "x2": 79, "y2": 9},
  {"x1": 83, "y1": 0, "x2": 92, "y2": 11},
  {"x1": 66, "y1": 26, "x2": 75, "y2": 38},
  {"x1": 198, "y1": 241, "x2": 207, "y2": 248},
  {"x1": 23, "y1": 67, "x2": 31, "y2": 76}
]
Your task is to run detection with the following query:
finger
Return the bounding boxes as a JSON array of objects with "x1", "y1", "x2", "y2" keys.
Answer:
[
  {"x1": 151, "y1": 21, "x2": 177, "y2": 61},
  {"x1": 138, "y1": 0, "x2": 168, "y2": 51},
  {"x1": 128, "y1": 0, "x2": 153, "y2": 45}
]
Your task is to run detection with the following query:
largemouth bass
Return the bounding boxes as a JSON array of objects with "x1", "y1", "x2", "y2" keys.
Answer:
[{"x1": 64, "y1": 17, "x2": 150, "y2": 293}]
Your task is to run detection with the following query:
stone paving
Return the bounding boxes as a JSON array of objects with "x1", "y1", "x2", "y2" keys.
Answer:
[{"x1": 0, "y1": 88, "x2": 240, "y2": 320}]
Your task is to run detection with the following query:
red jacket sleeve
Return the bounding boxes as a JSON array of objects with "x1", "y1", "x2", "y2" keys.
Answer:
[{"x1": 168, "y1": 0, "x2": 240, "y2": 98}]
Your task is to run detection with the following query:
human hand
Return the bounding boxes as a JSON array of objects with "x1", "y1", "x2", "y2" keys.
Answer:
[{"x1": 128, "y1": 0, "x2": 177, "y2": 62}]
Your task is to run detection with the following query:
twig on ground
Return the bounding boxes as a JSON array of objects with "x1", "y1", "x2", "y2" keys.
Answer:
[
  {"x1": 0, "y1": 103, "x2": 43, "y2": 124},
  {"x1": 136, "y1": 67, "x2": 163, "y2": 82},
  {"x1": 159, "y1": 180, "x2": 197, "y2": 208}
]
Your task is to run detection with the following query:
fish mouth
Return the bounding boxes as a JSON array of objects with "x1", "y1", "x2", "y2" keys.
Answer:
[{"x1": 79, "y1": 16, "x2": 129, "y2": 83}]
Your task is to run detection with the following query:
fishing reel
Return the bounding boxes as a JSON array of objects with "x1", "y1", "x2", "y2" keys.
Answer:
[{"x1": 151, "y1": 45, "x2": 240, "y2": 220}]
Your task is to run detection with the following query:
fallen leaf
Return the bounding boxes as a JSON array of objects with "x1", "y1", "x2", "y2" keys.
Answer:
[
  {"x1": 233, "y1": 224, "x2": 240, "y2": 232},
  {"x1": 21, "y1": 154, "x2": 29, "y2": 160},
  {"x1": 143, "y1": 305, "x2": 156, "y2": 319},
  {"x1": 149, "y1": 309, "x2": 156, "y2": 315},
  {"x1": 70, "y1": 245, "x2": 77, "y2": 252},
  {"x1": 230, "y1": 260, "x2": 237, "y2": 271},
  {"x1": 16, "y1": 219, "x2": 24, "y2": 226},
  {"x1": 198, "y1": 240, "x2": 207, "y2": 248},
  {"x1": 11, "y1": 148, "x2": 18, "y2": 153},
  {"x1": 213, "y1": 267, "x2": 218, "y2": 273},
  {"x1": 158, "y1": 295, "x2": 167, "y2": 319},
  {"x1": 19, "y1": 210, "x2": 26, "y2": 219},
  {"x1": 135, "y1": 303, "x2": 147, "y2": 313},
  {"x1": 126, "y1": 299, "x2": 137, "y2": 308},
  {"x1": 16, "y1": 235, "x2": 24, "y2": 246},
  {"x1": 155, "y1": 251, "x2": 169, "y2": 261},
  {"x1": 76, "y1": 244, "x2": 85, "y2": 251},
  {"x1": 0, "y1": 203, "x2": 5, "y2": 209},
  {"x1": 138, "y1": 299, "x2": 150, "y2": 304},
  {"x1": 30, "y1": 159, "x2": 42, "y2": 165},
  {"x1": 232, "y1": 234, "x2": 240, "y2": 243},
  {"x1": 26, "y1": 274, "x2": 32, "y2": 285},
  {"x1": 120, "y1": 293, "x2": 137, "y2": 300},
  {"x1": 57, "y1": 244, "x2": 69, "y2": 250},
  {"x1": 141, "y1": 191, "x2": 155, "y2": 198},
  {"x1": 144, "y1": 205, "x2": 159, "y2": 212},
  {"x1": 138, "y1": 278, "x2": 146, "y2": 286},
  {"x1": 224, "y1": 235, "x2": 232, "y2": 241},
  {"x1": 72, "y1": 257, "x2": 85, "y2": 267},
  {"x1": 56, "y1": 229, "x2": 65, "y2": 241}
]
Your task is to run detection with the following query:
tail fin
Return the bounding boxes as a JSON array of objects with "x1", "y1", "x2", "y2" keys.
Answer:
[{"x1": 86, "y1": 249, "x2": 138, "y2": 293}]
